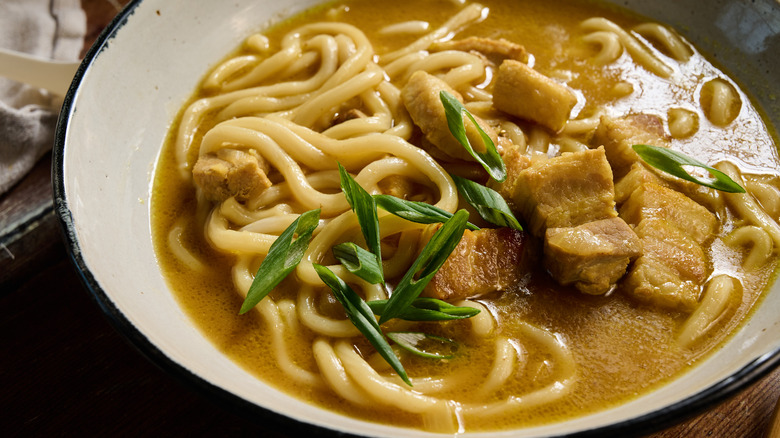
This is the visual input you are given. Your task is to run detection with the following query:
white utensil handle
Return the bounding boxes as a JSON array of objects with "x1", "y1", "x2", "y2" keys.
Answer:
[{"x1": 0, "y1": 47, "x2": 80, "y2": 96}]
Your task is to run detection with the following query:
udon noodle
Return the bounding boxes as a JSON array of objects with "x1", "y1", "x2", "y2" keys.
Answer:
[{"x1": 152, "y1": 0, "x2": 780, "y2": 432}]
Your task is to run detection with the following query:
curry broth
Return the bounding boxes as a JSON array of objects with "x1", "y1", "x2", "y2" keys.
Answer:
[{"x1": 151, "y1": 0, "x2": 779, "y2": 431}]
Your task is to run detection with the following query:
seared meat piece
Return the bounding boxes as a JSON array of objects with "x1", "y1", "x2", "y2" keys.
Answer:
[
  {"x1": 614, "y1": 162, "x2": 669, "y2": 204},
  {"x1": 488, "y1": 144, "x2": 534, "y2": 205},
  {"x1": 619, "y1": 182, "x2": 718, "y2": 245},
  {"x1": 193, "y1": 148, "x2": 272, "y2": 202},
  {"x1": 511, "y1": 147, "x2": 617, "y2": 237},
  {"x1": 402, "y1": 71, "x2": 498, "y2": 162},
  {"x1": 623, "y1": 218, "x2": 709, "y2": 312},
  {"x1": 497, "y1": 147, "x2": 645, "y2": 295},
  {"x1": 424, "y1": 227, "x2": 526, "y2": 302},
  {"x1": 592, "y1": 114, "x2": 669, "y2": 178},
  {"x1": 544, "y1": 217, "x2": 642, "y2": 295},
  {"x1": 595, "y1": 114, "x2": 724, "y2": 214},
  {"x1": 492, "y1": 59, "x2": 578, "y2": 133},
  {"x1": 616, "y1": 175, "x2": 715, "y2": 312},
  {"x1": 432, "y1": 37, "x2": 528, "y2": 64}
]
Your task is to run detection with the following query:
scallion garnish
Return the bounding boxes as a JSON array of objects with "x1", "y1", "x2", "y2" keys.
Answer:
[
  {"x1": 313, "y1": 263, "x2": 411, "y2": 385},
  {"x1": 451, "y1": 175, "x2": 523, "y2": 230},
  {"x1": 378, "y1": 209, "x2": 469, "y2": 324},
  {"x1": 632, "y1": 144, "x2": 745, "y2": 193},
  {"x1": 374, "y1": 194, "x2": 479, "y2": 230},
  {"x1": 387, "y1": 332, "x2": 458, "y2": 359},
  {"x1": 239, "y1": 209, "x2": 321, "y2": 314},
  {"x1": 238, "y1": 169, "x2": 488, "y2": 381},
  {"x1": 338, "y1": 163, "x2": 384, "y2": 282},
  {"x1": 440, "y1": 90, "x2": 507, "y2": 182},
  {"x1": 332, "y1": 242, "x2": 384, "y2": 284},
  {"x1": 368, "y1": 297, "x2": 480, "y2": 321}
]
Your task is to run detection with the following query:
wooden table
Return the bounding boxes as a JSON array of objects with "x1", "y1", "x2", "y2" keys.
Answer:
[{"x1": 2, "y1": 1, "x2": 780, "y2": 436}]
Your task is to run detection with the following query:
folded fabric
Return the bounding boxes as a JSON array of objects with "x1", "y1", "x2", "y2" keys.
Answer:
[{"x1": 0, "y1": 0, "x2": 86, "y2": 195}]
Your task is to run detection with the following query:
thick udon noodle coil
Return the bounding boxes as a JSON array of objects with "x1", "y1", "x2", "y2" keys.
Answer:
[
  {"x1": 154, "y1": 0, "x2": 780, "y2": 432},
  {"x1": 172, "y1": 12, "x2": 576, "y2": 430}
]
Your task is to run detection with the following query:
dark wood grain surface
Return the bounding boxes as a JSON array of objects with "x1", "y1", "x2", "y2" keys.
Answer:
[{"x1": 2, "y1": 1, "x2": 779, "y2": 437}]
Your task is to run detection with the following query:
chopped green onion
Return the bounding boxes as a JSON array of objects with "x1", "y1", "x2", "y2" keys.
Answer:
[
  {"x1": 374, "y1": 194, "x2": 479, "y2": 230},
  {"x1": 451, "y1": 175, "x2": 523, "y2": 230},
  {"x1": 239, "y1": 209, "x2": 321, "y2": 314},
  {"x1": 632, "y1": 144, "x2": 745, "y2": 193},
  {"x1": 378, "y1": 209, "x2": 469, "y2": 324},
  {"x1": 332, "y1": 242, "x2": 384, "y2": 284},
  {"x1": 440, "y1": 90, "x2": 506, "y2": 182},
  {"x1": 387, "y1": 332, "x2": 458, "y2": 359},
  {"x1": 338, "y1": 163, "x2": 384, "y2": 282},
  {"x1": 313, "y1": 264, "x2": 410, "y2": 386},
  {"x1": 368, "y1": 297, "x2": 480, "y2": 321}
]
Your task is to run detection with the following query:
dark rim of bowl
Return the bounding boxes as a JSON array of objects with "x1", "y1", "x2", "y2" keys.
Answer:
[{"x1": 52, "y1": 1, "x2": 780, "y2": 437}]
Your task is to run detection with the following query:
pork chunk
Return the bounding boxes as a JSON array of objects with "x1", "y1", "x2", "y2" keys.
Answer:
[
  {"x1": 592, "y1": 114, "x2": 670, "y2": 178},
  {"x1": 432, "y1": 37, "x2": 528, "y2": 64},
  {"x1": 619, "y1": 182, "x2": 718, "y2": 245},
  {"x1": 424, "y1": 227, "x2": 526, "y2": 302},
  {"x1": 614, "y1": 162, "x2": 669, "y2": 204},
  {"x1": 402, "y1": 70, "x2": 498, "y2": 162},
  {"x1": 544, "y1": 217, "x2": 642, "y2": 295},
  {"x1": 488, "y1": 144, "x2": 535, "y2": 206},
  {"x1": 492, "y1": 59, "x2": 578, "y2": 133},
  {"x1": 623, "y1": 218, "x2": 708, "y2": 312},
  {"x1": 511, "y1": 147, "x2": 617, "y2": 237},
  {"x1": 193, "y1": 148, "x2": 272, "y2": 202}
]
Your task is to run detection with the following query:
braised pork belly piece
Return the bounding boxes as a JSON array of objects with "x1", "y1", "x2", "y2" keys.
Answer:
[
  {"x1": 593, "y1": 114, "x2": 670, "y2": 178},
  {"x1": 509, "y1": 147, "x2": 618, "y2": 237},
  {"x1": 402, "y1": 71, "x2": 498, "y2": 162},
  {"x1": 492, "y1": 59, "x2": 578, "y2": 133},
  {"x1": 624, "y1": 217, "x2": 709, "y2": 312},
  {"x1": 615, "y1": 179, "x2": 717, "y2": 312},
  {"x1": 193, "y1": 148, "x2": 272, "y2": 202},
  {"x1": 596, "y1": 114, "x2": 725, "y2": 214},
  {"x1": 545, "y1": 217, "x2": 642, "y2": 295},
  {"x1": 431, "y1": 36, "x2": 528, "y2": 65},
  {"x1": 493, "y1": 147, "x2": 642, "y2": 295},
  {"x1": 618, "y1": 183, "x2": 716, "y2": 311},
  {"x1": 489, "y1": 145, "x2": 534, "y2": 205},
  {"x1": 424, "y1": 227, "x2": 527, "y2": 301},
  {"x1": 589, "y1": 113, "x2": 720, "y2": 311},
  {"x1": 614, "y1": 162, "x2": 670, "y2": 204},
  {"x1": 619, "y1": 182, "x2": 718, "y2": 245}
]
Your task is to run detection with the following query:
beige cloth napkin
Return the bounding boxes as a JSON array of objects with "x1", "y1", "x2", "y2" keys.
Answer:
[{"x1": 0, "y1": 0, "x2": 86, "y2": 195}]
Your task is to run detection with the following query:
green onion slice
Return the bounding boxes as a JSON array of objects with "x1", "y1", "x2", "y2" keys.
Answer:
[
  {"x1": 451, "y1": 175, "x2": 523, "y2": 230},
  {"x1": 332, "y1": 242, "x2": 384, "y2": 284},
  {"x1": 338, "y1": 163, "x2": 384, "y2": 282},
  {"x1": 632, "y1": 144, "x2": 745, "y2": 193},
  {"x1": 440, "y1": 90, "x2": 507, "y2": 182},
  {"x1": 239, "y1": 209, "x2": 320, "y2": 314},
  {"x1": 368, "y1": 297, "x2": 480, "y2": 321},
  {"x1": 387, "y1": 332, "x2": 458, "y2": 359},
  {"x1": 374, "y1": 194, "x2": 479, "y2": 230},
  {"x1": 313, "y1": 264, "x2": 410, "y2": 385},
  {"x1": 378, "y1": 209, "x2": 469, "y2": 324}
]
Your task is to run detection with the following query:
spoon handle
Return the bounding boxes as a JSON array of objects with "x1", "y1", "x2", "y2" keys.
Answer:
[{"x1": 0, "y1": 47, "x2": 80, "y2": 96}]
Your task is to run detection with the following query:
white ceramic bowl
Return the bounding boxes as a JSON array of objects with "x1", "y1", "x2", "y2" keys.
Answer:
[{"x1": 53, "y1": 0, "x2": 780, "y2": 436}]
